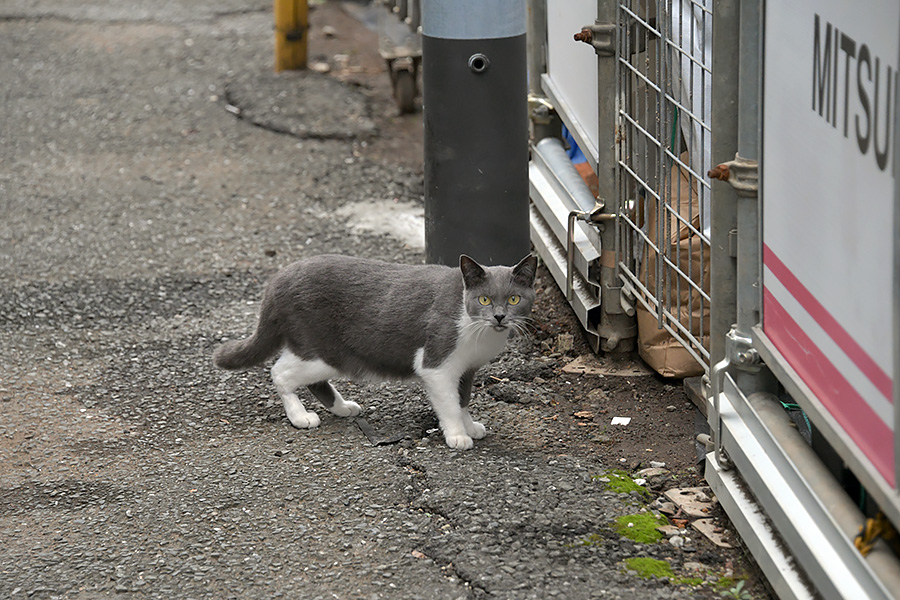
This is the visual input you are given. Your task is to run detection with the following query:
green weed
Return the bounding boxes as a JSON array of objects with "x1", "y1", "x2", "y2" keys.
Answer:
[{"x1": 720, "y1": 579, "x2": 752, "y2": 599}]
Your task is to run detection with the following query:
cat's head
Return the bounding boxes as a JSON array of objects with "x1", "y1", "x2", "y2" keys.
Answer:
[{"x1": 459, "y1": 254, "x2": 538, "y2": 335}]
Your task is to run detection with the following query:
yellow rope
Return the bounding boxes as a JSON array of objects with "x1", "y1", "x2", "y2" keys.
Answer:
[{"x1": 855, "y1": 513, "x2": 898, "y2": 557}]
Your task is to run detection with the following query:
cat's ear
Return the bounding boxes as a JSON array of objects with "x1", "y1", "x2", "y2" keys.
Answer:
[
  {"x1": 459, "y1": 254, "x2": 486, "y2": 288},
  {"x1": 512, "y1": 254, "x2": 538, "y2": 287}
]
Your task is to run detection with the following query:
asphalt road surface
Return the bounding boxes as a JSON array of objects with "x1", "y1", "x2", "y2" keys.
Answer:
[{"x1": 0, "y1": 2, "x2": 767, "y2": 598}]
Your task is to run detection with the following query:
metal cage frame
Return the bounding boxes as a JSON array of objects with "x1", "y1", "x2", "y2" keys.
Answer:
[{"x1": 614, "y1": 0, "x2": 713, "y2": 370}]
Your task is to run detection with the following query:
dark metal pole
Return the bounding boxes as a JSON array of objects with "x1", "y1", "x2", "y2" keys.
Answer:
[
  {"x1": 421, "y1": 0, "x2": 529, "y2": 267},
  {"x1": 709, "y1": 0, "x2": 740, "y2": 368}
]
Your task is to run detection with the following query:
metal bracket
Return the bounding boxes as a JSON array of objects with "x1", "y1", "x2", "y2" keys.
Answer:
[
  {"x1": 710, "y1": 353, "x2": 733, "y2": 470},
  {"x1": 527, "y1": 93, "x2": 555, "y2": 126},
  {"x1": 567, "y1": 201, "x2": 638, "y2": 353},
  {"x1": 573, "y1": 22, "x2": 615, "y2": 57},
  {"x1": 725, "y1": 326, "x2": 762, "y2": 373},
  {"x1": 710, "y1": 325, "x2": 763, "y2": 471},
  {"x1": 709, "y1": 154, "x2": 758, "y2": 198}
]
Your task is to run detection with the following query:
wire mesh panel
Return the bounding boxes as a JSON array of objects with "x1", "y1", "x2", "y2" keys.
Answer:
[{"x1": 614, "y1": 0, "x2": 713, "y2": 371}]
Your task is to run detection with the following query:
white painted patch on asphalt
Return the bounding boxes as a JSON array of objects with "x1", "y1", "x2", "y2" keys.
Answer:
[{"x1": 336, "y1": 199, "x2": 425, "y2": 249}]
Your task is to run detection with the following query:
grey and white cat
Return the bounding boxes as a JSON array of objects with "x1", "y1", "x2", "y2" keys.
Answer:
[{"x1": 213, "y1": 253, "x2": 538, "y2": 450}]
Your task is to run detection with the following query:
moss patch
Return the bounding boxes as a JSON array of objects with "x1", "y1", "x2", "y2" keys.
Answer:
[
  {"x1": 624, "y1": 558, "x2": 706, "y2": 586},
  {"x1": 624, "y1": 557, "x2": 674, "y2": 580},
  {"x1": 716, "y1": 576, "x2": 744, "y2": 589},
  {"x1": 614, "y1": 512, "x2": 668, "y2": 543},
  {"x1": 573, "y1": 533, "x2": 604, "y2": 547},
  {"x1": 594, "y1": 470, "x2": 649, "y2": 496}
]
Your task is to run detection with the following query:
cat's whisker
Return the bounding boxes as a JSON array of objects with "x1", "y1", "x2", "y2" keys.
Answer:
[
  {"x1": 463, "y1": 320, "x2": 478, "y2": 338},
  {"x1": 462, "y1": 319, "x2": 489, "y2": 341},
  {"x1": 518, "y1": 318, "x2": 540, "y2": 337},
  {"x1": 518, "y1": 315, "x2": 540, "y2": 329},
  {"x1": 509, "y1": 320, "x2": 533, "y2": 340}
]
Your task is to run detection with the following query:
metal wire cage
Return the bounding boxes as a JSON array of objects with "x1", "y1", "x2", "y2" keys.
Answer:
[{"x1": 614, "y1": 0, "x2": 713, "y2": 371}]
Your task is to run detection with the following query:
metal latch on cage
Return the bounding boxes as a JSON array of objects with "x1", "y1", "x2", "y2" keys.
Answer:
[
  {"x1": 567, "y1": 201, "x2": 607, "y2": 301},
  {"x1": 565, "y1": 199, "x2": 636, "y2": 302}
]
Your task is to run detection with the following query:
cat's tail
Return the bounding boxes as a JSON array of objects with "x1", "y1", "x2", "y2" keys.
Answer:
[{"x1": 213, "y1": 324, "x2": 283, "y2": 370}]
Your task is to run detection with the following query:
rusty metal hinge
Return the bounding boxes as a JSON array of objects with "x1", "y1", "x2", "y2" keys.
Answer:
[{"x1": 573, "y1": 22, "x2": 615, "y2": 57}]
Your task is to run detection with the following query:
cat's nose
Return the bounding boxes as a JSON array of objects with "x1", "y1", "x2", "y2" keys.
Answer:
[{"x1": 494, "y1": 314, "x2": 505, "y2": 325}]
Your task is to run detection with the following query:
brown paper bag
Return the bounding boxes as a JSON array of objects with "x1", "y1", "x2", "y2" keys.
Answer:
[{"x1": 636, "y1": 153, "x2": 710, "y2": 378}]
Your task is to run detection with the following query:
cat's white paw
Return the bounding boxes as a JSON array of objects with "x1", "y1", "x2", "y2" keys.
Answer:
[
  {"x1": 467, "y1": 421, "x2": 486, "y2": 439},
  {"x1": 444, "y1": 433, "x2": 474, "y2": 450},
  {"x1": 287, "y1": 410, "x2": 320, "y2": 429},
  {"x1": 330, "y1": 400, "x2": 362, "y2": 418}
]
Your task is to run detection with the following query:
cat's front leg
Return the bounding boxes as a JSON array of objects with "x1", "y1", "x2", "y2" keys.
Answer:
[
  {"x1": 461, "y1": 413, "x2": 486, "y2": 440},
  {"x1": 458, "y1": 369, "x2": 486, "y2": 440},
  {"x1": 420, "y1": 371, "x2": 474, "y2": 450}
]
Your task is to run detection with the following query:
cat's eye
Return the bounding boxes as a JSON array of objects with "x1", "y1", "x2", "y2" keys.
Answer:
[
  {"x1": 478, "y1": 295, "x2": 492, "y2": 306},
  {"x1": 508, "y1": 295, "x2": 521, "y2": 305}
]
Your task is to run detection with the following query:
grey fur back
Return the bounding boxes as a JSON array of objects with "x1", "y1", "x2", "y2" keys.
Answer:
[{"x1": 213, "y1": 254, "x2": 537, "y2": 378}]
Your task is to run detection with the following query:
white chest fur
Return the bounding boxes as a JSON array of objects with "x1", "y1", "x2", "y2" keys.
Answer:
[
  {"x1": 456, "y1": 322, "x2": 510, "y2": 370},
  {"x1": 413, "y1": 314, "x2": 510, "y2": 380}
]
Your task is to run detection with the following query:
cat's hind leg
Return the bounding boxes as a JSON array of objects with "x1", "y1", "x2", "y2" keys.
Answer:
[
  {"x1": 307, "y1": 381, "x2": 361, "y2": 418},
  {"x1": 271, "y1": 351, "x2": 340, "y2": 429}
]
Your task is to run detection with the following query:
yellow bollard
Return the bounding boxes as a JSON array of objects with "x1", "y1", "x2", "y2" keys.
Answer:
[{"x1": 274, "y1": 0, "x2": 308, "y2": 72}]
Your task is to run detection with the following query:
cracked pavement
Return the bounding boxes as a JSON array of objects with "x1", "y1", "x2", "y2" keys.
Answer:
[{"x1": 0, "y1": 1, "x2": 761, "y2": 598}]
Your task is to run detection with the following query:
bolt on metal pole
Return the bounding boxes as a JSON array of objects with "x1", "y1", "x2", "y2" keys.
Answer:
[
  {"x1": 274, "y1": 0, "x2": 308, "y2": 72},
  {"x1": 421, "y1": 0, "x2": 530, "y2": 267}
]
